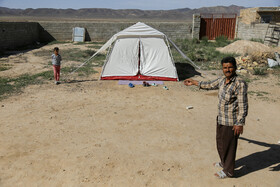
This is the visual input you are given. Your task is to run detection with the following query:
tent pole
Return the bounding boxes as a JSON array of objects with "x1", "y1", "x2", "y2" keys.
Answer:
[
  {"x1": 62, "y1": 50, "x2": 100, "y2": 81},
  {"x1": 69, "y1": 36, "x2": 116, "y2": 76},
  {"x1": 70, "y1": 53, "x2": 97, "y2": 74},
  {"x1": 99, "y1": 42, "x2": 113, "y2": 80},
  {"x1": 167, "y1": 38, "x2": 201, "y2": 70},
  {"x1": 165, "y1": 37, "x2": 179, "y2": 81},
  {"x1": 165, "y1": 37, "x2": 175, "y2": 66}
]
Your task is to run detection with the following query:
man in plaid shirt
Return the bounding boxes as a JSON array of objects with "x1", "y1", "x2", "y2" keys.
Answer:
[{"x1": 184, "y1": 56, "x2": 248, "y2": 178}]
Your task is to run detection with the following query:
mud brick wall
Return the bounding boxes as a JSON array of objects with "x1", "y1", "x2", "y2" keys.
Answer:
[
  {"x1": 0, "y1": 21, "x2": 193, "y2": 51},
  {"x1": 38, "y1": 21, "x2": 193, "y2": 42},
  {"x1": 0, "y1": 22, "x2": 40, "y2": 51}
]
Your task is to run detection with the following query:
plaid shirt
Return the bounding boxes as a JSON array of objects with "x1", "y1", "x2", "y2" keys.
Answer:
[{"x1": 199, "y1": 74, "x2": 248, "y2": 126}]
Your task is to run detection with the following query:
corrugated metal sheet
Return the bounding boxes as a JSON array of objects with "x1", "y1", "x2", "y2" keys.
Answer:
[
  {"x1": 200, "y1": 14, "x2": 236, "y2": 40},
  {"x1": 72, "y1": 27, "x2": 85, "y2": 42}
]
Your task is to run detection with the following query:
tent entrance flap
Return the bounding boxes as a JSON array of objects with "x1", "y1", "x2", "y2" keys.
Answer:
[
  {"x1": 140, "y1": 38, "x2": 177, "y2": 79},
  {"x1": 101, "y1": 38, "x2": 140, "y2": 77}
]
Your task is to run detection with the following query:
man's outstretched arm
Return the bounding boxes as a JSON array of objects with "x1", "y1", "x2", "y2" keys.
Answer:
[
  {"x1": 184, "y1": 78, "x2": 220, "y2": 90},
  {"x1": 184, "y1": 79, "x2": 199, "y2": 86}
]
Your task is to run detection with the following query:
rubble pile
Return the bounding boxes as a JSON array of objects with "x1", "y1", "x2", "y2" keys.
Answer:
[
  {"x1": 236, "y1": 52, "x2": 275, "y2": 70},
  {"x1": 217, "y1": 40, "x2": 280, "y2": 73}
]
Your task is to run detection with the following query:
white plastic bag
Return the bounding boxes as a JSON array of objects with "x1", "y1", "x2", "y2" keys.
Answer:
[{"x1": 268, "y1": 58, "x2": 279, "y2": 68}]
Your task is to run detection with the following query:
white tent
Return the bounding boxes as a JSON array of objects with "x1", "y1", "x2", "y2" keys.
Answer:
[{"x1": 72, "y1": 22, "x2": 199, "y2": 81}]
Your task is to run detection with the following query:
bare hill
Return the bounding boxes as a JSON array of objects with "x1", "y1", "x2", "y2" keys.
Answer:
[{"x1": 0, "y1": 5, "x2": 245, "y2": 21}]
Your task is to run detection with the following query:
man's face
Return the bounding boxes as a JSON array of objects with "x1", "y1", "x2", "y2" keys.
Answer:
[{"x1": 222, "y1": 62, "x2": 236, "y2": 79}]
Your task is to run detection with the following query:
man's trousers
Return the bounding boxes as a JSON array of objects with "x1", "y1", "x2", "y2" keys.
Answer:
[{"x1": 216, "y1": 122, "x2": 239, "y2": 177}]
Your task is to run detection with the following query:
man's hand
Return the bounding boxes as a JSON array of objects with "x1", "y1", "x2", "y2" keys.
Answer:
[
  {"x1": 184, "y1": 79, "x2": 199, "y2": 86},
  {"x1": 233, "y1": 125, "x2": 243, "y2": 136}
]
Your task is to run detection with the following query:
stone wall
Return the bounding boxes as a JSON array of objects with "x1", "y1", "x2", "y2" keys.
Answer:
[
  {"x1": 192, "y1": 14, "x2": 200, "y2": 39},
  {"x1": 239, "y1": 7, "x2": 280, "y2": 24},
  {"x1": 38, "y1": 21, "x2": 193, "y2": 42},
  {"x1": 0, "y1": 22, "x2": 40, "y2": 51},
  {"x1": 236, "y1": 22, "x2": 269, "y2": 41}
]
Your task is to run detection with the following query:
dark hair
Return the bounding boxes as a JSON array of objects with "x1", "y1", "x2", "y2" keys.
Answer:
[
  {"x1": 54, "y1": 47, "x2": 59, "y2": 51},
  {"x1": 221, "y1": 56, "x2": 237, "y2": 69}
]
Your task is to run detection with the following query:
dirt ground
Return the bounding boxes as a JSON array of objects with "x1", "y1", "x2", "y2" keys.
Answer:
[{"x1": 0, "y1": 44, "x2": 280, "y2": 186}]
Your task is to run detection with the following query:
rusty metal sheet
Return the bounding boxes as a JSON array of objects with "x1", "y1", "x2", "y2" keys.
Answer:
[{"x1": 200, "y1": 14, "x2": 236, "y2": 40}]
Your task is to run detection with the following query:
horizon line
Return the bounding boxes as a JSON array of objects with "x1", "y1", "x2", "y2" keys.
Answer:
[{"x1": 0, "y1": 4, "x2": 253, "y2": 11}]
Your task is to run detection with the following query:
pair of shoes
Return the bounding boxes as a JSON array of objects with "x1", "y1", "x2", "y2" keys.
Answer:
[
  {"x1": 55, "y1": 81, "x2": 60, "y2": 85},
  {"x1": 143, "y1": 81, "x2": 150, "y2": 87},
  {"x1": 214, "y1": 170, "x2": 229, "y2": 179},
  {"x1": 128, "y1": 83, "x2": 134, "y2": 88},
  {"x1": 213, "y1": 162, "x2": 223, "y2": 168},
  {"x1": 163, "y1": 86, "x2": 169, "y2": 90},
  {"x1": 151, "y1": 83, "x2": 158, "y2": 86}
]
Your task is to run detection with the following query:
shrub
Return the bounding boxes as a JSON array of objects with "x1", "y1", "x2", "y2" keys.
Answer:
[
  {"x1": 215, "y1": 35, "x2": 231, "y2": 47},
  {"x1": 253, "y1": 68, "x2": 267, "y2": 75},
  {"x1": 171, "y1": 38, "x2": 237, "y2": 70},
  {"x1": 201, "y1": 36, "x2": 209, "y2": 45},
  {"x1": 250, "y1": 38, "x2": 264, "y2": 44}
]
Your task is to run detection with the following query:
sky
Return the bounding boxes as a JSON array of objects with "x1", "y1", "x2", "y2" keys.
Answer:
[{"x1": 0, "y1": 0, "x2": 279, "y2": 10}]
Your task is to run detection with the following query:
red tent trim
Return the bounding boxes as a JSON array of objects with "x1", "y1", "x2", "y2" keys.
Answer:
[{"x1": 101, "y1": 75, "x2": 177, "y2": 81}]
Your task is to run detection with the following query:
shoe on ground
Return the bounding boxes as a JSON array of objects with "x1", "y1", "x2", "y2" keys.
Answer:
[{"x1": 214, "y1": 170, "x2": 229, "y2": 179}]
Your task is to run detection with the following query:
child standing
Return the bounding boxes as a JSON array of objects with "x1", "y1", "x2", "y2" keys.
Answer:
[{"x1": 52, "y1": 47, "x2": 62, "y2": 85}]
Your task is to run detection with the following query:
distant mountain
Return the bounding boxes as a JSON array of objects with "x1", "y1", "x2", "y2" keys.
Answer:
[
  {"x1": 0, "y1": 5, "x2": 245, "y2": 20},
  {"x1": 191, "y1": 5, "x2": 245, "y2": 14}
]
